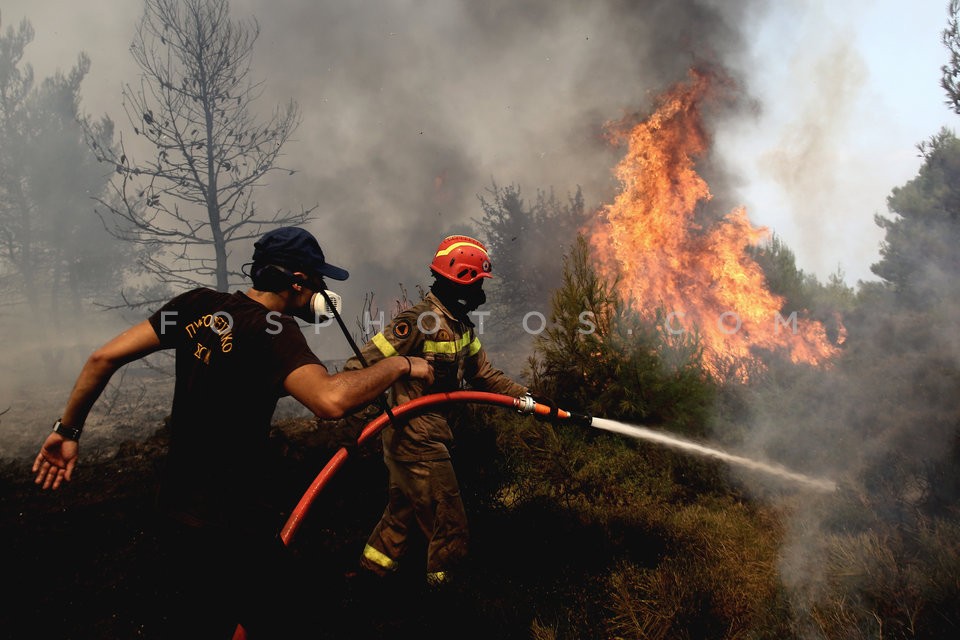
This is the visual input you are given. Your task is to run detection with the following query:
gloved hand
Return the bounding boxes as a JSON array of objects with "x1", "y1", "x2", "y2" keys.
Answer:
[
  {"x1": 330, "y1": 418, "x2": 366, "y2": 455},
  {"x1": 527, "y1": 392, "x2": 560, "y2": 422},
  {"x1": 327, "y1": 403, "x2": 380, "y2": 455}
]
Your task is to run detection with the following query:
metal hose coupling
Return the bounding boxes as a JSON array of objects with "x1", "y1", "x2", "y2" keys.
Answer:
[
  {"x1": 566, "y1": 410, "x2": 593, "y2": 427},
  {"x1": 515, "y1": 394, "x2": 592, "y2": 426},
  {"x1": 515, "y1": 393, "x2": 536, "y2": 415}
]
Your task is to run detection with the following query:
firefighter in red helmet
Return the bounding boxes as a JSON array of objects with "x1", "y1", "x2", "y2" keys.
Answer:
[{"x1": 342, "y1": 234, "x2": 528, "y2": 589}]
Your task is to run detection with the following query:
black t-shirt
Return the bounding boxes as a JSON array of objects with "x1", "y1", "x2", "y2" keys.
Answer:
[{"x1": 147, "y1": 288, "x2": 323, "y2": 531}]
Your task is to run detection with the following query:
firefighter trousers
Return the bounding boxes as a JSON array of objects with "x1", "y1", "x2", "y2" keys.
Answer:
[{"x1": 361, "y1": 456, "x2": 469, "y2": 583}]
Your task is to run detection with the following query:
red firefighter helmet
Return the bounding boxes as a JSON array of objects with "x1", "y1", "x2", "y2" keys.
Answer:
[{"x1": 430, "y1": 235, "x2": 493, "y2": 285}]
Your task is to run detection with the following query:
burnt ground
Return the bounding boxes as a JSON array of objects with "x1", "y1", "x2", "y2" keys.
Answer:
[{"x1": 0, "y1": 377, "x2": 550, "y2": 640}]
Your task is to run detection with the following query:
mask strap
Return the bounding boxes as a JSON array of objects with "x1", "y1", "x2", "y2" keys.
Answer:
[{"x1": 318, "y1": 289, "x2": 400, "y2": 426}]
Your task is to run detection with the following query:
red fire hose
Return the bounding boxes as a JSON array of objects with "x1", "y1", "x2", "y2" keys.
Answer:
[
  {"x1": 280, "y1": 390, "x2": 589, "y2": 544},
  {"x1": 233, "y1": 391, "x2": 588, "y2": 640}
]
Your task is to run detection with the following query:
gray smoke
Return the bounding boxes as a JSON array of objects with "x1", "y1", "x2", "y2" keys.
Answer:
[
  {"x1": 229, "y1": 0, "x2": 766, "y2": 337},
  {"x1": 0, "y1": 0, "x2": 769, "y2": 454}
]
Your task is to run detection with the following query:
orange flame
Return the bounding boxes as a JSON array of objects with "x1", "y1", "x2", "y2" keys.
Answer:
[{"x1": 585, "y1": 70, "x2": 838, "y2": 379}]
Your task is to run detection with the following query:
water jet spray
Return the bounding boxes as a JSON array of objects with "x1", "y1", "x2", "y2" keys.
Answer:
[{"x1": 590, "y1": 417, "x2": 837, "y2": 492}]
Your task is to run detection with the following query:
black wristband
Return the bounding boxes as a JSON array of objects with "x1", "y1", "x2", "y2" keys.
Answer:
[
  {"x1": 403, "y1": 355, "x2": 412, "y2": 376},
  {"x1": 52, "y1": 418, "x2": 82, "y2": 441}
]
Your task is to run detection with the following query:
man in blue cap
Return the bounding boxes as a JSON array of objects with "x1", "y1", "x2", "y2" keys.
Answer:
[{"x1": 31, "y1": 226, "x2": 433, "y2": 638}]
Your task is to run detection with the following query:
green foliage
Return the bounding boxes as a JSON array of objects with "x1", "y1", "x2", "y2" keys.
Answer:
[
  {"x1": 473, "y1": 181, "x2": 589, "y2": 375},
  {"x1": 474, "y1": 181, "x2": 588, "y2": 316},
  {"x1": 0, "y1": 15, "x2": 130, "y2": 377},
  {"x1": 873, "y1": 128, "x2": 960, "y2": 305},
  {"x1": 747, "y1": 232, "x2": 815, "y2": 313},
  {"x1": 941, "y1": 0, "x2": 960, "y2": 114},
  {"x1": 748, "y1": 232, "x2": 855, "y2": 345},
  {"x1": 527, "y1": 234, "x2": 716, "y2": 438},
  {"x1": 25, "y1": 58, "x2": 131, "y2": 302},
  {"x1": 0, "y1": 18, "x2": 124, "y2": 303},
  {"x1": 495, "y1": 414, "x2": 678, "y2": 512}
]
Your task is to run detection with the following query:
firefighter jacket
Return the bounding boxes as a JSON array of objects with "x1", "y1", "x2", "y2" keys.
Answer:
[{"x1": 343, "y1": 292, "x2": 527, "y2": 461}]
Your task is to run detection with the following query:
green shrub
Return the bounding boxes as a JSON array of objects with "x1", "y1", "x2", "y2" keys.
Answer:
[{"x1": 526, "y1": 235, "x2": 716, "y2": 439}]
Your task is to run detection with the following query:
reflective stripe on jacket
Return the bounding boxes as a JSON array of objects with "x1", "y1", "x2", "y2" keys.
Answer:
[{"x1": 344, "y1": 292, "x2": 527, "y2": 461}]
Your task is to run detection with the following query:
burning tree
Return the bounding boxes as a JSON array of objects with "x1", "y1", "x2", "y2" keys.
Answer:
[
  {"x1": 529, "y1": 235, "x2": 715, "y2": 438},
  {"x1": 87, "y1": 0, "x2": 312, "y2": 300},
  {"x1": 583, "y1": 69, "x2": 839, "y2": 380}
]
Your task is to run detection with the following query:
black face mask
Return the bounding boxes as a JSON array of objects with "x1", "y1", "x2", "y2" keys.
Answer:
[
  {"x1": 432, "y1": 277, "x2": 486, "y2": 317},
  {"x1": 462, "y1": 284, "x2": 486, "y2": 312}
]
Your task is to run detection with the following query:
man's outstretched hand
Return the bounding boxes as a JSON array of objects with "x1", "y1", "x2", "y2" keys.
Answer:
[{"x1": 32, "y1": 434, "x2": 79, "y2": 490}]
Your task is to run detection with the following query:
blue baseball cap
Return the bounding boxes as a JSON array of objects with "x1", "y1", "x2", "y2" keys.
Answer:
[{"x1": 252, "y1": 227, "x2": 349, "y2": 282}]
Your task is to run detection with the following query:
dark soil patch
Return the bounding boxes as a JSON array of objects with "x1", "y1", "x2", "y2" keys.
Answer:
[{"x1": 1, "y1": 415, "x2": 539, "y2": 639}]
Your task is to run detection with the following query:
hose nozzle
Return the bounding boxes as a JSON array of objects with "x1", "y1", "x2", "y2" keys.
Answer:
[{"x1": 515, "y1": 394, "x2": 592, "y2": 426}]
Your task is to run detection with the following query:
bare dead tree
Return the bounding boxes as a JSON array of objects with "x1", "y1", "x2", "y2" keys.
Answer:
[{"x1": 86, "y1": 0, "x2": 313, "y2": 297}]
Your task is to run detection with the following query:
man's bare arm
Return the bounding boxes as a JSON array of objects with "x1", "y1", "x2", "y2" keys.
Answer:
[
  {"x1": 33, "y1": 320, "x2": 163, "y2": 490},
  {"x1": 284, "y1": 356, "x2": 433, "y2": 419}
]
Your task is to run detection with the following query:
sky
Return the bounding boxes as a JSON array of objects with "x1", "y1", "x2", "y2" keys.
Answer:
[
  {"x1": 718, "y1": 0, "x2": 959, "y2": 284},
  {"x1": 1, "y1": 0, "x2": 957, "y2": 310}
]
